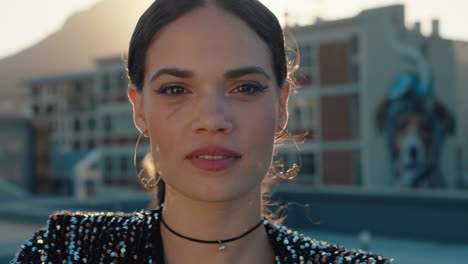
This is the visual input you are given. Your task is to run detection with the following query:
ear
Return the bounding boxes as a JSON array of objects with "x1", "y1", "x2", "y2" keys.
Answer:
[
  {"x1": 434, "y1": 102, "x2": 455, "y2": 135},
  {"x1": 375, "y1": 99, "x2": 389, "y2": 132},
  {"x1": 277, "y1": 85, "x2": 290, "y2": 131},
  {"x1": 127, "y1": 85, "x2": 148, "y2": 136}
]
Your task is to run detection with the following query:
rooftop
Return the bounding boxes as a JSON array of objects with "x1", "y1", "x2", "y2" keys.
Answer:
[{"x1": 24, "y1": 71, "x2": 96, "y2": 85}]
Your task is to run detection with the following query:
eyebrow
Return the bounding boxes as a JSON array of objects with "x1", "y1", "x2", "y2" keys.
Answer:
[
  {"x1": 150, "y1": 68, "x2": 193, "y2": 83},
  {"x1": 223, "y1": 66, "x2": 271, "y2": 80},
  {"x1": 149, "y1": 66, "x2": 271, "y2": 83}
]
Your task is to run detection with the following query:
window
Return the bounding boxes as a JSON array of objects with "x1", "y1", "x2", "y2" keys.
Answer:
[
  {"x1": 104, "y1": 115, "x2": 112, "y2": 132},
  {"x1": 73, "y1": 140, "x2": 81, "y2": 152},
  {"x1": 301, "y1": 153, "x2": 315, "y2": 176},
  {"x1": 104, "y1": 156, "x2": 113, "y2": 175},
  {"x1": 46, "y1": 104, "x2": 55, "y2": 115},
  {"x1": 32, "y1": 104, "x2": 40, "y2": 115},
  {"x1": 74, "y1": 82, "x2": 83, "y2": 95},
  {"x1": 120, "y1": 156, "x2": 128, "y2": 173},
  {"x1": 102, "y1": 74, "x2": 110, "y2": 92},
  {"x1": 73, "y1": 119, "x2": 81, "y2": 132},
  {"x1": 88, "y1": 139, "x2": 95, "y2": 149},
  {"x1": 352, "y1": 63, "x2": 360, "y2": 83},
  {"x1": 351, "y1": 35, "x2": 359, "y2": 55},
  {"x1": 49, "y1": 84, "x2": 57, "y2": 95},
  {"x1": 299, "y1": 44, "x2": 314, "y2": 68},
  {"x1": 296, "y1": 43, "x2": 317, "y2": 86},
  {"x1": 31, "y1": 85, "x2": 40, "y2": 97},
  {"x1": 88, "y1": 118, "x2": 95, "y2": 131}
]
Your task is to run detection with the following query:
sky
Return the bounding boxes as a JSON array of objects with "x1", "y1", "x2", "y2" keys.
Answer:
[{"x1": 1, "y1": 0, "x2": 467, "y2": 59}]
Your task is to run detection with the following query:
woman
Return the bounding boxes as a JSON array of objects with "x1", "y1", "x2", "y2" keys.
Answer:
[{"x1": 12, "y1": 0, "x2": 393, "y2": 263}]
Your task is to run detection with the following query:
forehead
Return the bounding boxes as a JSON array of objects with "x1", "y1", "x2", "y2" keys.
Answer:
[{"x1": 144, "y1": 5, "x2": 273, "y2": 81}]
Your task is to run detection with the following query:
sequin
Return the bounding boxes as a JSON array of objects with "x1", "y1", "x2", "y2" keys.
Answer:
[{"x1": 10, "y1": 208, "x2": 393, "y2": 264}]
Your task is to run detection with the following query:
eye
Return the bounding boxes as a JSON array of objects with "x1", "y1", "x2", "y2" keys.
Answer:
[
  {"x1": 231, "y1": 82, "x2": 267, "y2": 95},
  {"x1": 421, "y1": 119, "x2": 432, "y2": 132},
  {"x1": 395, "y1": 119, "x2": 407, "y2": 132},
  {"x1": 154, "y1": 84, "x2": 189, "y2": 96}
]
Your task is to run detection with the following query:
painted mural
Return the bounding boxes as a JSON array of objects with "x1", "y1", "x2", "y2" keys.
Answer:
[
  {"x1": 376, "y1": 26, "x2": 455, "y2": 188},
  {"x1": 376, "y1": 73, "x2": 454, "y2": 188}
]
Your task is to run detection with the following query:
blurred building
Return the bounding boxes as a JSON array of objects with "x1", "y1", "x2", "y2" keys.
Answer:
[
  {"x1": 94, "y1": 57, "x2": 141, "y2": 193},
  {"x1": 0, "y1": 117, "x2": 53, "y2": 195},
  {"x1": 27, "y1": 72, "x2": 97, "y2": 195},
  {"x1": 452, "y1": 40, "x2": 468, "y2": 187},
  {"x1": 285, "y1": 4, "x2": 468, "y2": 190},
  {"x1": 0, "y1": 117, "x2": 33, "y2": 193},
  {"x1": 28, "y1": 72, "x2": 97, "y2": 152},
  {"x1": 26, "y1": 58, "x2": 140, "y2": 197},
  {"x1": 21, "y1": 4, "x2": 468, "y2": 197}
]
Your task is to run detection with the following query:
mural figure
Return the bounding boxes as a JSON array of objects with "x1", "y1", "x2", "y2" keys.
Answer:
[
  {"x1": 376, "y1": 24, "x2": 454, "y2": 188},
  {"x1": 376, "y1": 73, "x2": 454, "y2": 188}
]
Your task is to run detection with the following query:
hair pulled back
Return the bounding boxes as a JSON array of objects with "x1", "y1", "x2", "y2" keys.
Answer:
[{"x1": 127, "y1": 0, "x2": 288, "y2": 91}]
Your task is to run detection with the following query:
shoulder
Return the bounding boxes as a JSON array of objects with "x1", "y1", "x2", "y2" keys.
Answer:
[
  {"x1": 11, "y1": 208, "x2": 162, "y2": 264},
  {"x1": 265, "y1": 221, "x2": 394, "y2": 264}
]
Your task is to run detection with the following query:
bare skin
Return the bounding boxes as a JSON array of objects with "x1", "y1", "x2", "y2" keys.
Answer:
[{"x1": 160, "y1": 184, "x2": 276, "y2": 264}]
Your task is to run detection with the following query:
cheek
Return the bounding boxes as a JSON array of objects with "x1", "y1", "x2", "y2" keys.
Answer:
[
  {"x1": 246, "y1": 108, "x2": 276, "y2": 138},
  {"x1": 143, "y1": 105, "x2": 185, "y2": 162},
  {"x1": 238, "y1": 101, "x2": 278, "y2": 169},
  {"x1": 240, "y1": 98, "x2": 277, "y2": 135}
]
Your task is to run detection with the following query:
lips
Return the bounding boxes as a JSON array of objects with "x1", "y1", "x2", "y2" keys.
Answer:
[{"x1": 186, "y1": 146, "x2": 241, "y2": 171}]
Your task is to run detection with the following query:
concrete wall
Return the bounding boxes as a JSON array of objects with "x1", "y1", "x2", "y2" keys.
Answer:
[{"x1": 276, "y1": 188, "x2": 468, "y2": 244}]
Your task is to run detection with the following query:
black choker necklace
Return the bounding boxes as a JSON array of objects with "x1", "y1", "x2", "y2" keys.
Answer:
[{"x1": 160, "y1": 216, "x2": 264, "y2": 251}]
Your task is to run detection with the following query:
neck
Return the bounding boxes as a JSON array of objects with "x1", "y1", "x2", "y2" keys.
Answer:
[{"x1": 159, "y1": 184, "x2": 274, "y2": 264}]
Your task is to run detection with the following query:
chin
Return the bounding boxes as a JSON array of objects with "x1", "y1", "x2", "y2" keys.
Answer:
[{"x1": 168, "y1": 172, "x2": 263, "y2": 203}]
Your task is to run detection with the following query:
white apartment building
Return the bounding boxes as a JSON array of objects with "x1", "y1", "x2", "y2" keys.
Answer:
[
  {"x1": 94, "y1": 57, "x2": 140, "y2": 188},
  {"x1": 28, "y1": 72, "x2": 97, "y2": 152},
  {"x1": 285, "y1": 5, "x2": 468, "y2": 190},
  {"x1": 27, "y1": 58, "x2": 141, "y2": 196}
]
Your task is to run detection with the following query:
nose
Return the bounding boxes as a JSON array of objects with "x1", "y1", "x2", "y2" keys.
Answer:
[
  {"x1": 409, "y1": 146, "x2": 418, "y2": 160},
  {"x1": 191, "y1": 91, "x2": 233, "y2": 134}
]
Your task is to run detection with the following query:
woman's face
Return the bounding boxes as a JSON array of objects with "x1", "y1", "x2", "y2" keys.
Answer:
[{"x1": 129, "y1": 5, "x2": 289, "y2": 202}]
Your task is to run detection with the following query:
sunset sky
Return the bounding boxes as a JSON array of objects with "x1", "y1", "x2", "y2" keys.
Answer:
[{"x1": 1, "y1": 0, "x2": 467, "y2": 59}]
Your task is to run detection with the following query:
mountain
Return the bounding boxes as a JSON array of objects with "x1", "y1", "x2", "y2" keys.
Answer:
[{"x1": 0, "y1": 0, "x2": 152, "y2": 115}]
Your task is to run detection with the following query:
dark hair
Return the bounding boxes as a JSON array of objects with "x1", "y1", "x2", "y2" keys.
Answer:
[
  {"x1": 127, "y1": 0, "x2": 288, "y2": 91},
  {"x1": 128, "y1": 0, "x2": 299, "y2": 222}
]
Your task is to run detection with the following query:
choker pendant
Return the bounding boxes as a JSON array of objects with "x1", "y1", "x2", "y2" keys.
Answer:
[
  {"x1": 218, "y1": 241, "x2": 226, "y2": 251},
  {"x1": 160, "y1": 216, "x2": 264, "y2": 252}
]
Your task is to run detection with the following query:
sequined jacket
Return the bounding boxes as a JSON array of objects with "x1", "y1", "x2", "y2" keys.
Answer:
[{"x1": 11, "y1": 208, "x2": 393, "y2": 264}]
